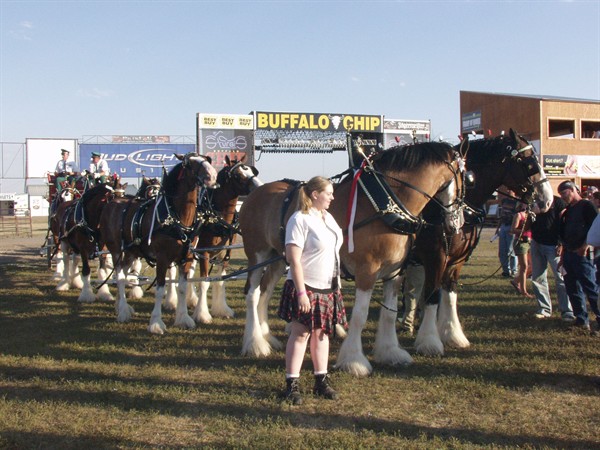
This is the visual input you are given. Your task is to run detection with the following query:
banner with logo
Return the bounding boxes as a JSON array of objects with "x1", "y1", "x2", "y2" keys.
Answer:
[
  {"x1": 79, "y1": 143, "x2": 196, "y2": 177},
  {"x1": 254, "y1": 111, "x2": 383, "y2": 133},
  {"x1": 543, "y1": 154, "x2": 600, "y2": 178},
  {"x1": 197, "y1": 114, "x2": 254, "y2": 171}
]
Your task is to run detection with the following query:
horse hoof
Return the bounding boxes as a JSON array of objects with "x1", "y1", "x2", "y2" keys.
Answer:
[{"x1": 148, "y1": 323, "x2": 166, "y2": 334}]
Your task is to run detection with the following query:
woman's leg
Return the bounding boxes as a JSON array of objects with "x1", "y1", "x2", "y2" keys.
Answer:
[
  {"x1": 285, "y1": 321, "x2": 310, "y2": 377},
  {"x1": 310, "y1": 329, "x2": 330, "y2": 374}
]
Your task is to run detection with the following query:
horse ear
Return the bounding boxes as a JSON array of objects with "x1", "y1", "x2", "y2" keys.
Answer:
[
  {"x1": 225, "y1": 155, "x2": 231, "y2": 166},
  {"x1": 252, "y1": 166, "x2": 259, "y2": 176},
  {"x1": 205, "y1": 155, "x2": 212, "y2": 164},
  {"x1": 175, "y1": 153, "x2": 184, "y2": 161},
  {"x1": 509, "y1": 128, "x2": 517, "y2": 140},
  {"x1": 240, "y1": 154, "x2": 246, "y2": 163}
]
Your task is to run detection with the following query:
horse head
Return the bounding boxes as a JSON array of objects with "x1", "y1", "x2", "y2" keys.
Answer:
[
  {"x1": 221, "y1": 154, "x2": 263, "y2": 195},
  {"x1": 491, "y1": 129, "x2": 553, "y2": 213},
  {"x1": 141, "y1": 176, "x2": 161, "y2": 199},
  {"x1": 176, "y1": 153, "x2": 218, "y2": 188}
]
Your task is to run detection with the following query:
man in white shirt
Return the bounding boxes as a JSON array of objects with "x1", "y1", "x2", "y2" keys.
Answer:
[
  {"x1": 87, "y1": 151, "x2": 110, "y2": 185},
  {"x1": 53, "y1": 149, "x2": 78, "y2": 193}
]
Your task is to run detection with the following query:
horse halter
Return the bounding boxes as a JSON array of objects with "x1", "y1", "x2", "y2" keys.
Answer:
[
  {"x1": 181, "y1": 153, "x2": 215, "y2": 187},
  {"x1": 500, "y1": 141, "x2": 548, "y2": 206}
]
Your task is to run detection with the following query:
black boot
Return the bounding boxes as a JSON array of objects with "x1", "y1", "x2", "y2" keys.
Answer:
[
  {"x1": 280, "y1": 377, "x2": 302, "y2": 405},
  {"x1": 313, "y1": 373, "x2": 338, "y2": 400}
]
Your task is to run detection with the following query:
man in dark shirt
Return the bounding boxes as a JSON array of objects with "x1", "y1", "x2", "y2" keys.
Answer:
[
  {"x1": 557, "y1": 181, "x2": 599, "y2": 331},
  {"x1": 530, "y1": 196, "x2": 574, "y2": 321}
]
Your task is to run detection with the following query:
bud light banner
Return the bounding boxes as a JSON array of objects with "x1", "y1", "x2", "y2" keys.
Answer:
[{"x1": 79, "y1": 143, "x2": 196, "y2": 177}]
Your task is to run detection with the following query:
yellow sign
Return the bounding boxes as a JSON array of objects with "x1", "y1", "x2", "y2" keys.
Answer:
[
  {"x1": 197, "y1": 114, "x2": 254, "y2": 130},
  {"x1": 255, "y1": 111, "x2": 382, "y2": 132}
]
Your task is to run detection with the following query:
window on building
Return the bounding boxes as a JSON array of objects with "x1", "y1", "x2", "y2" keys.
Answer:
[
  {"x1": 581, "y1": 120, "x2": 600, "y2": 139},
  {"x1": 548, "y1": 119, "x2": 575, "y2": 138}
]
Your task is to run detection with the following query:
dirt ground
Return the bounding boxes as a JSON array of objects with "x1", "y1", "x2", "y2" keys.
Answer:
[{"x1": 0, "y1": 217, "x2": 50, "y2": 266}]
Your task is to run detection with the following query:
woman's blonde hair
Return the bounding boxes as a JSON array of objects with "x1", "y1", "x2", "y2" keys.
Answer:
[{"x1": 298, "y1": 176, "x2": 332, "y2": 213}]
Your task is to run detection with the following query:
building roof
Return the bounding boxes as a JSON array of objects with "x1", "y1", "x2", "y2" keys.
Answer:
[{"x1": 460, "y1": 90, "x2": 600, "y2": 104}]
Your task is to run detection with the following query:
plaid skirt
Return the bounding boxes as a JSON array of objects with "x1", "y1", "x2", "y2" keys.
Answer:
[{"x1": 278, "y1": 279, "x2": 348, "y2": 337}]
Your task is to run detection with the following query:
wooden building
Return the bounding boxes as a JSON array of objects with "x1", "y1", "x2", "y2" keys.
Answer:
[{"x1": 460, "y1": 91, "x2": 600, "y2": 194}]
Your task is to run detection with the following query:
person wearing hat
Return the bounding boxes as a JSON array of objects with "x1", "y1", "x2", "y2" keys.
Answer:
[
  {"x1": 557, "y1": 180, "x2": 599, "y2": 333},
  {"x1": 87, "y1": 151, "x2": 110, "y2": 185},
  {"x1": 54, "y1": 149, "x2": 79, "y2": 193}
]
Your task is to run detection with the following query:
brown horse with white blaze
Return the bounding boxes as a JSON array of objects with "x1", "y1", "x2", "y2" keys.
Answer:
[
  {"x1": 238, "y1": 141, "x2": 465, "y2": 377},
  {"x1": 98, "y1": 153, "x2": 217, "y2": 334}
]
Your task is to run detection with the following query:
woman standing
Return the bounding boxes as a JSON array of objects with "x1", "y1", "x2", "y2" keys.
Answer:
[
  {"x1": 511, "y1": 204, "x2": 533, "y2": 298},
  {"x1": 278, "y1": 176, "x2": 347, "y2": 406}
]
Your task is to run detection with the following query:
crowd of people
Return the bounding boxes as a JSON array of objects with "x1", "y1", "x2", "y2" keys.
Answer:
[{"x1": 497, "y1": 182, "x2": 599, "y2": 335}]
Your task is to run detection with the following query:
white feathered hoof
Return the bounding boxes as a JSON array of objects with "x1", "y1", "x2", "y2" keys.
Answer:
[
  {"x1": 211, "y1": 304, "x2": 235, "y2": 319},
  {"x1": 415, "y1": 333, "x2": 445, "y2": 356},
  {"x1": 96, "y1": 285, "x2": 114, "y2": 302},
  {"x1": 71, "y1": 274, "x2": 83, "y2": 290},
  {"x1": 77, "y1": 288, "x2": 96, "y2": 304},
  {"x1": 373, "y1": 346, "x2": 413, "y2": 366},
  {"x1": 116, "y1": 304, "x2": 134, "y2": 323},
  {"x1": 56, "y1": 280, "x2": 70, "y2": 291},
  {"x1": 148, "y1": 319, "x2": 166, "y2": 335},
  {"x1": 241, "y1": 335, "x2": 272, "y2": 358},
  {"x1": 334, "y1": 354, "x2": 373, "y2": 377},
  {"x1": 174, "y1": 313, "x2": 196, "y2": 330},
  {"x1": 192, "y1": 309, "x2": 213, "y2": 325},
  {"x1": 129, "y1": 286, "x2": 144, "y2": 300},
  {"x1": 187, "y1": 288, "x2": 199, "y2": 308},
  {"x1": 441, "y1": 331, "x2": 470, "y2": 349},
  {"x1": 265, "y1": 333, "x2": 283, "y2": 351},
  {"x1": 335, "y1": 324, "x2": 347, "y2": 339}
]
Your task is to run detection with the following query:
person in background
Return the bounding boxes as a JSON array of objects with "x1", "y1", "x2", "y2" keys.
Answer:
[
  {"x1": 497, "y1": 189, "x2": 519, "y2": 278},
  {"x1": 277, "y1": 176, "x2": 347, "y2": 405},
  {"x1": 591, "y1": 191, "x2": 600, "y2": 210},
  {"x1": 399, "y1": 258, "x2": 425, "y2": 336},
  {"x1": 510, "y1": 203, "x2": 533, "y2": 298},
  {"x1": 557, "y1": 180, "x2": 599, "y2": 333},
  {"x1": 87, "y1": 151, "x2": 110, "y2": 185},
  {"x1": 529, "y1": 196, "x2": 574, "y2": 321},
  {"x1": 53, "y1": 149, "x2": 78, "y2": 193}
]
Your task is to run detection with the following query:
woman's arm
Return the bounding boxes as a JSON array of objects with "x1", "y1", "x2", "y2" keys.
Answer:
[{"x1": 286, "y1": 243, "x2": 310, "y2": 314}]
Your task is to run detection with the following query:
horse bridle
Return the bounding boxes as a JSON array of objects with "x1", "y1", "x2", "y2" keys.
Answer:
[
  {"x1": 181, "y1": 153, "x2": 214, "y2": 187},
  {"x1": 498, "y1": 141, "x2": 548, "y2": 207}
]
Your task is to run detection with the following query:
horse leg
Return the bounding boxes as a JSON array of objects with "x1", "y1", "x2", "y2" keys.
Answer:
[
  {"x1": 127, "y1": 258, "x2": 144, "y2": 300},
  {"x1": 257, "y1": 260, "x2": 286, "y2": 350},
  {"x1": 242, "y1": 259, "x2": 275, "y2": 357},
  {"x1": 70, "y1": 253, "x2": 83, "y2": 290},
  {"x1": 192, "y1": 256, "x2": 212, "y2": 323},
  {"x1": 163, "y1": 265, "x2": 178, "y2": 311},
  {"x1": 211, "y1": 269, "x2": 235, "y2": 318},
  {"x1": 56, "y1": 242, "x2": 71, "y2": 291},
  {"x1": 173, "y1": 264, "x2": 196, "y2": 330},
  {"x1": 186, "y1": 259, "x2": 199, "y2": 307},
  {"x1": 115, "y1": 256, "x2": 135, "y2": 323},
  {"x1": 335, "y1": 288, "x2": 374, "y2": 377},
  {"x1": 438, "y1": 289, "x2": 470, "y2": 348},
  {"x1": 149, "y1": 260, "x2": 169, "y2": 334},
  {"x1": 77, "y1": 253, "x2": 96, "y2": 303},
  {"x1": 96, "y1": 253, "x2": 114, "y2": 302},
  {"x1": 415, "y1": 288, "x2": 445, "y2": 356},
  {"x1": 53, "y1": 248, "x2": 64, "y2": 280},
  {"x1": 373, "y1": 279, "x2": 413, "y2": 366}
]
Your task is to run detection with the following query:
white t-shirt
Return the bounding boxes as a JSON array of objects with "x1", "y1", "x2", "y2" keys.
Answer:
[
  {"x1": 285, "y1": 208, "x2": 343, "y2": 289},
  {"x1": 54, "y1": 159, "x2": 78, "y2": 174},
  {"x1": 89, "y1": 159, "x2": 110, "y2": 175}
]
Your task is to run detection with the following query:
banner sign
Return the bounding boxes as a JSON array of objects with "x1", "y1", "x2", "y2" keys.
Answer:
[
  {"x1": 383, "y1": 119, "x2": 431, "y2": 148},
  {"x1": 197, "y1": 114, "x2": 254, "y2": 171},
  {"x1": 254, "y1": 111, "x2": 383, "y2": 133},
  {"x1": 461, "y1": 111, "x2": 482, "y2": 132},
  {"x1": 198, "y1": 113, "x2": 253, "y2": 130},
  {"x1": 112, "y1": 135, "x2": 171, "y2": 143},
  {"x1": 79, "y1": 143, "x2": 196, "y2": 177},
  {"x1": 544, "y1": 154, "x2": 600, "y2": 178}
]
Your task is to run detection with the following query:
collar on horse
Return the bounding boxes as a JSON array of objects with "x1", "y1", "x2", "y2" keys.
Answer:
[{"x1": 346, "y1": 145, "x2": 465, "y2": 236}]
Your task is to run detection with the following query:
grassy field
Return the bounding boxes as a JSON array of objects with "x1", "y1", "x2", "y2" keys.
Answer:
[{"x1": 0, "y1": 225, "x2": 599, "y2": 449}]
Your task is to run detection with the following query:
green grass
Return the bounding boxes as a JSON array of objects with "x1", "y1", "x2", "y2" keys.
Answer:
[{"x1": 0, "y1": 227, "x2": 599, "y2": 449}]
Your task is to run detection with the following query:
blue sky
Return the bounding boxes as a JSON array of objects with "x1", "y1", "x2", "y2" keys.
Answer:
[{"x1": 1, "y1": 0, "x2": 599, "y2": 181}]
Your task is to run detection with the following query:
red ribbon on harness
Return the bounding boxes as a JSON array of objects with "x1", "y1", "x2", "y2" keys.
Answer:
[{"x1": 346, "y1": 160, "x2": 366, "y2": 229}]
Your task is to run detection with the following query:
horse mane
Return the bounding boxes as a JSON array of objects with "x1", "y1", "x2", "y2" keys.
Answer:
[
  {"x1": 460, "y1": 135, "x2": 516, "y2": 165},
  {"x1": 161, "y1": 163, "x2": 184, "y2": 198},
  {"x1": 373, "y1": 142, "x2": 454, "y2": 171},
  {"x1": 80, "y1": 183, "x2": 109, "y2": 202}
]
